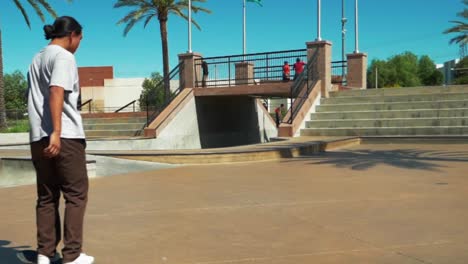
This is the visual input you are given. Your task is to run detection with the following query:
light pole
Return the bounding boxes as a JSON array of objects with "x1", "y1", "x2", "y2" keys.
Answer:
[
  {"x1": 341, "y1": 0, "x2": 347, "y2": 79},
  {"x1": 243, "y1": 0, "x2": 246, "y2": 55},
  {"x1": 317, "y1": 0, "x2": 322, "y2": 41},
  {"x1": 354, "y1": 0, "x2": 359, "y2": 53},
  {"x1": 188, "y1": 0, "x2": 192, "y2": 53}
]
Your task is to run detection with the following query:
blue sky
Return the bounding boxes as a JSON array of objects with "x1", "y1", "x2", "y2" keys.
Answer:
[{"x1": 0, "y1": 0, "x2": 464, "y2": 78}]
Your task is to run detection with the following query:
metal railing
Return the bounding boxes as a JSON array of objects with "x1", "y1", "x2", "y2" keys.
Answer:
[
  {"x1": 79, "y1": 99, "x2": 93, "y2": 113},
  {"x1": 288, "y1": 49, "x2": 320, "y2": 124},
  {"x1": 145, "y1": 62, "x2": 184, "y2": 126},
  {"x1": 115, "y1": 100, "x2": 137, "y2": 113},
  {"x1": 331, "y1": 60, "x2": 347, "y2": 85},
  {"x1": 194, "y1": 49, "x2": 307, "y2": 88}
]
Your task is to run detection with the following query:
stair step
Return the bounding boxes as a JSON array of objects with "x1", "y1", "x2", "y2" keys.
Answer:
[
  {"x1": 83, "y1": 117, "x2": 147, "y2": 124},
  {"x1": 84, "y1": 129, "x2": 143, "y2": 137},
  {"x1": 84, "y1": 123, "x2": 145, "y2": 130},
  {"x1": 310, "y1": 108, "x2": 468, "y2": 120},
  {"x1": 328, "y1": 85, "x2": 468, "y2": 97},
  {"x1": 317, "y1": 100, "x2": 468, "y2": 112},
  {"x1": 306, "y1": 117, "x2": 468, "y2": 128},
  {"x1": 322, "y1": 93, "x2": 468, "y2": 104},
  {"x1": 301, "y1": 126, "x2": 468, "y2": 136}
]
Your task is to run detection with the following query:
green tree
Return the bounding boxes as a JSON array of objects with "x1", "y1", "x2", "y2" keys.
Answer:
[
  {"x1": 4, "y1": 70, "x2": 28, "y2": 111},
  {"x1": 444, "y1": 0, "x2": 468, "y2": 45},
  {"x1": 139, "y1": 72, "x2": 168, "y2": 111},
  {"x1": 114, "y1": 0, "x2": 211, "y2": 102},
  {"x1": 418, "y1": 56, "x2": 443, "y2": 86},
  {"x1": 367, "y1": 52, "x2": 442, "y2": 88},
  {"x1": 453, "y1": 57, "x2": 468, "y2": 84},
  {"x1": 0, "y1": 0, "x2": 72, "y2": 129}
]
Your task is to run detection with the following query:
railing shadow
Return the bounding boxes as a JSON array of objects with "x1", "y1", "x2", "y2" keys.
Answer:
[
  {"x1": 286, "y1": 148, "x2": 468, "y2": 172},
  {"x1": 0, "y1": 240, "x2": 31, "y2": 264}
]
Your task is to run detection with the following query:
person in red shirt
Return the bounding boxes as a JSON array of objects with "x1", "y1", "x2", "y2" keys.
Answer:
[
  {"x1": 275, "y1": 104, "x2": 285, "y2": 128},
  {"x1": 293, "y1": 58, "x2": 306, "y2": 80},
  {"x1": 282, "y1": 61, "x2": 290, "y2": 81}
]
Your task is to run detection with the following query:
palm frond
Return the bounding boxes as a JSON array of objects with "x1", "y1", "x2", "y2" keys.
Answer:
[
  {"x1": 114, "y1": 0, "x2": 148, "y2": 9},
  {"x1": 36, "y1": 0, "x2": 58, "y2": 18},
  {"x1": 26, "y1": 0, "x2": 45, "y2": 22},
  {"x1": 450, "y1": 34, "x2": 468, "y2": 44},
  {"x1": 143, "y1": 13, "x2": 157, "y2": 28},
  {"x1": 13, "y1": 0, "x2": 31, "y2": 28},
  {"x1": 457, "y1": 9, "x2": 468, "y2": 19},
  {"x1": 169, "y1": 9, "x2": 201, "y2": 30},
  {"x1": 444, "y1": 21, "x2": 468, "y2": 34},
  {"x1": 123, "y1": 18, "x2": 141, "y2": 36},
  {"x1": 116, "y1": 7, "x2": 150, "y2": 25}
]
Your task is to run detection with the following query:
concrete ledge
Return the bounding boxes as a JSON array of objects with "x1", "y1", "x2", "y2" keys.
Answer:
[
  {"x1": 88, "y1": 137, "x2": 361, "y2": 164},
  {"x1": 0, "y1": 157, "x2": 97, "y2": 188}
]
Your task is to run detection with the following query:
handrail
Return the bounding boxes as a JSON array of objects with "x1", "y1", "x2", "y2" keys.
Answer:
[
  {"x1": 79, "y1": 99, "x2": 93, "y2": 113},
  {"x1": 115, "y1": 100, "x2": 136, "y2": 113},
  {"x1": 194, "y1": 49, "x2": 307, "y2": 88},
  {"x1": 331, "y1": 60, "x2": 347, "y2": 85},
  {"x1": 145, "y1": 62, "x2": 184, "y2": 126},
  {"x1": 288, "y1": 49, "x2": 320, "y2": 124},
  {"x1": 201, "y1": 48, "x2": 307, "y2": 60}
]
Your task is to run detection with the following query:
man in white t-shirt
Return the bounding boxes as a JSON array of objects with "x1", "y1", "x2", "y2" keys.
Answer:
[{"x1": 20, "y1": 16, "x2": 94, "y2": 264}]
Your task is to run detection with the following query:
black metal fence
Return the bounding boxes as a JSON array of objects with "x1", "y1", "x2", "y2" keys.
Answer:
[
  {"x1": 331, "y1": 60, "x2": 347, "y2": 85},
  {"x1": 145, "y1": 62, "x2": 184, "y2": 126},
  {"x1": 194, "y1": 49, "x2": 307, "y2": 88}
]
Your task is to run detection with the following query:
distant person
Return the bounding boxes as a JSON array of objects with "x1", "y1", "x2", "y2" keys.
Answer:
[
  {"x1": 275, "y1": 103, "x2": 285, "y2": 128},
  {"x1": 293, "y1": 58, "x2": 306, "y2": 80},
  {"x1": 282, "y1": 61, "x2": 290, "y2": 81},
  {"x1": 202, "y1": 60, "x2": 209, "y2": 87},
  {"x1": 18, "y1": 16, "x2": 94, "y2": 264},
  {"x1": 262, "y1": 101, "x2": 268, "y2": 111}
]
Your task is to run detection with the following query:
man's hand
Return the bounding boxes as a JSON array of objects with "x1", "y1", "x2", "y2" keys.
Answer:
[
  {"x1": 45, "y1": 85, "x2": 65, "y2": 158},
  {"x1": 44, "y1": 131, "x2": 61, "y2": 158}
]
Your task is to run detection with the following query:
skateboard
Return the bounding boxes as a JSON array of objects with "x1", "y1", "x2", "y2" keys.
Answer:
[{"x1": 17, "y1": 250, "x2": 62, "y2": 264}]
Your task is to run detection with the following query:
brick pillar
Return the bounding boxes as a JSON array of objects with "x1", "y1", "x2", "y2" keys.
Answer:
[
  {"x1": 178, "y1": 52, "x2": 202, "y2": 89},
  {"x1": 306, "y1": 41, "x2": 332, "y2": 98},
  {"x1": 235, "y1": 62, "x2": 254, "y2": 85},
  {"x1": 346, "y1": 53, "x2": 368, "y2": 89}
]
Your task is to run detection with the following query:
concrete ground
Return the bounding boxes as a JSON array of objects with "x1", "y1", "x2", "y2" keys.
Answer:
[{"x1": 1, "y1": 142, "x2": 468, "y2": 263}]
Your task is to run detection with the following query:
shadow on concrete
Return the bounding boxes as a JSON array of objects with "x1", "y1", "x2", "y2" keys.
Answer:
[
  {"x1": 0, "y1": 240, "x2": 31, "y2": 264},
  {"x1": 289, "y1": 148, "x2": 468, "y2": 172}
]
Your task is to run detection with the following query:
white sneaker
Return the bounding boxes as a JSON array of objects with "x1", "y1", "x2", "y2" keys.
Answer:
[
  {"x1": 37, "y1": 254, "x2": 51, "y2": 264},
  {"x1": 17, "y1": 251, "x2": 60, "y2": 264},
  {"x1": 64, "y1": 253, "x2": 95, "y2": 264}
]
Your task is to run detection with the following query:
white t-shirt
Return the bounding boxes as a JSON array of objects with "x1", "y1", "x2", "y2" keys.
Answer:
[{"x1": 27, "y1": 44, "x2": 85, "y2": 142}]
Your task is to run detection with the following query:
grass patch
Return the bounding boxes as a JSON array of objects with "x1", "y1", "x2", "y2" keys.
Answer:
[{"x1": 0, "y1": 119, "x2": 30, "y2": 133}]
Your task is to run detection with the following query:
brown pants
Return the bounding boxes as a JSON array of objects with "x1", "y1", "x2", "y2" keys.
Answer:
[{"x1": 31, "y1": 138, "x2": 88, "y2": 263}]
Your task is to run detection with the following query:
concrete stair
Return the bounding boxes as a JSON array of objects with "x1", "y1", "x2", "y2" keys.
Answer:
[
  {"x1": 301, "y1": 85, "x2": 468, "y2": 137},
  {"x1": 83, "y1": 116, "x2": 147, "y2": 138}
]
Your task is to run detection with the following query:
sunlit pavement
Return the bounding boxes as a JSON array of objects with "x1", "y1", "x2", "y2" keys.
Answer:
[{"x1": 1, "y1": 143, "x2": 468, "y2": 264}]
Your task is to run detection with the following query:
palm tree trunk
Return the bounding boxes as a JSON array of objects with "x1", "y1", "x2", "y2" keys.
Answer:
[
  {"x1": 0, "y1": 29, "x2": 7, "y2": 129},
  {"x1": 159, "y1": 18, "x2": 170, "y2": 103}
]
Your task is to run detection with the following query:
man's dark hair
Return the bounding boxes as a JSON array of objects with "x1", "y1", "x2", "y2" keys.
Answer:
[{"x1": 44, "y1": 16, "x2": 82, "y2": 40}]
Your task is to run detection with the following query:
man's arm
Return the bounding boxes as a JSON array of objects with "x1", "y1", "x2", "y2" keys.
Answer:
[{"x1": 44, "y1": 86, "x2": 64, "y2": 158}]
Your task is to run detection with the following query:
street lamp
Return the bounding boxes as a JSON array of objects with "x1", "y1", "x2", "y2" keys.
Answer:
[
  {"x1": 354, "y1": 0, "x2": 359, "y2": 53},
  {"x1": 188, "y1": 0, "x2": 192, "y2": 53},
  {"x1": 317, "y1": 0, "x2": 322, "y2": 41}
]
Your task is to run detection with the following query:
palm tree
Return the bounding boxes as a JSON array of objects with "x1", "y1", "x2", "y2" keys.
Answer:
[
  {"x1": 0, "y1": 0, "x2": 71, "y2": 129},
  {"x1": 444, "y1": 0, "x2": 468, "y2": 45},
  {"x1": 114, "y1": 0, "x2": 211, "y2": 101}
]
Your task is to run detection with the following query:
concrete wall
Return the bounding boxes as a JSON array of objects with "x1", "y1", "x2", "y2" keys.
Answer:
[
  {"x1": 195, "y1": 96, "x2": 261, "y2": 148},
  {"x1": 83, "y1": 96, "x2": 201, "y2": 150},
  {"x1": 104, "y1": 78, "x2": 146, "y2": 111},
  {"x1": 256, "y1": 100, "x2": 278, "y2": 142}
]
